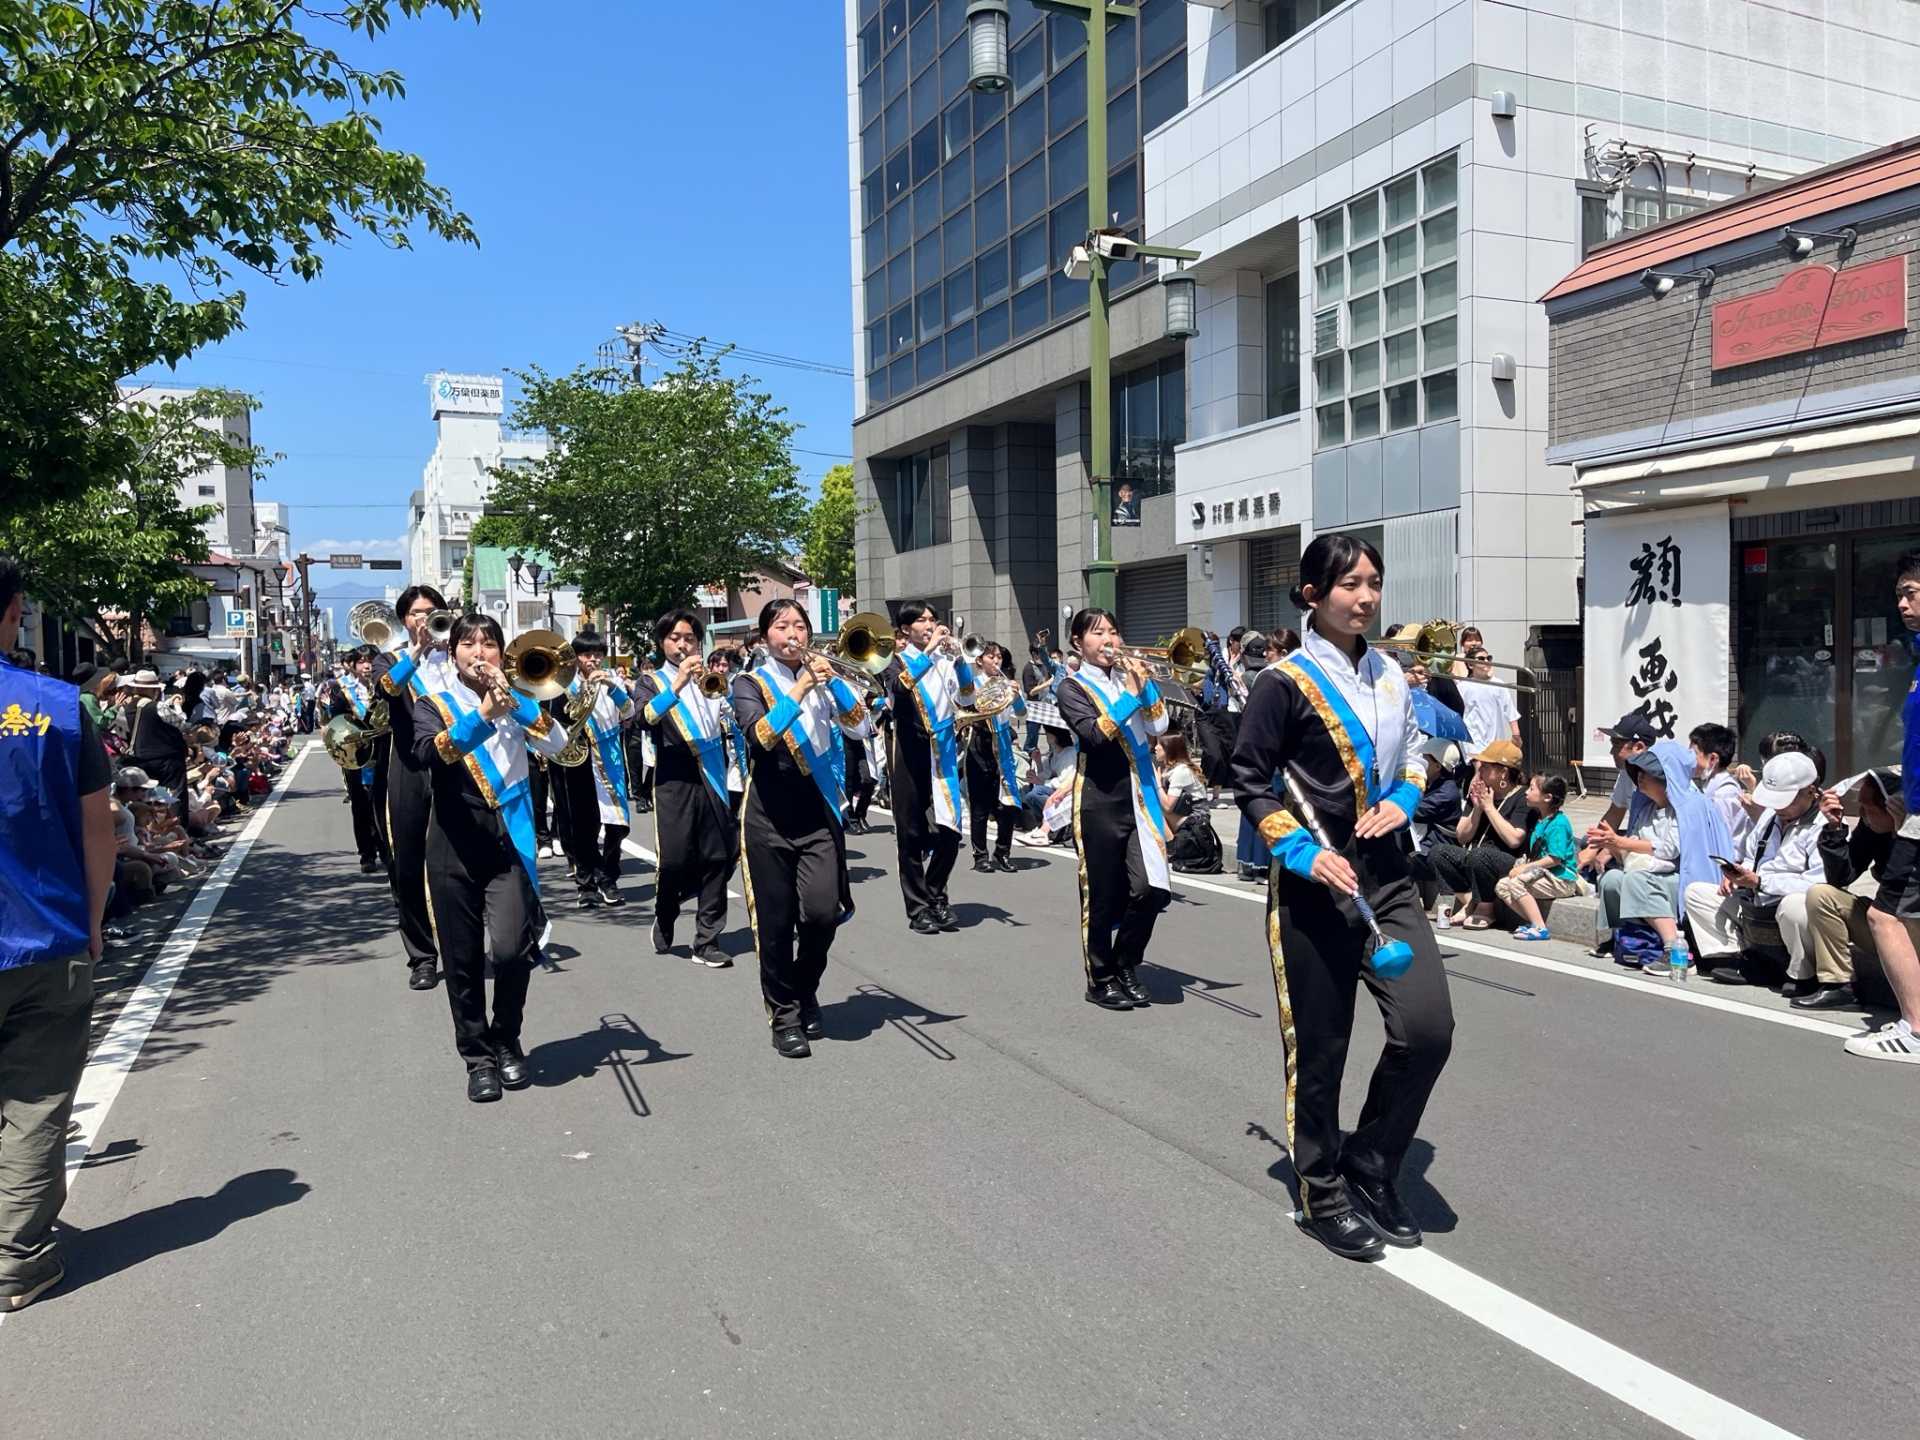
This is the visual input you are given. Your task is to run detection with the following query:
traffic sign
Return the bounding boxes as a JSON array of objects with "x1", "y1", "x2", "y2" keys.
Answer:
[
  {"x1": 368, "y1": 559, "x2": 403, "y2": 571},
  {"x1": 327, "y1": 553, "x2": 363, "y2": 569}
]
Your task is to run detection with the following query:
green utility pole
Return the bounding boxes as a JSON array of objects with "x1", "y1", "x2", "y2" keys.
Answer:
[{"x1": 1039, "y1": 0, "x2": 1198, "y2": 613}]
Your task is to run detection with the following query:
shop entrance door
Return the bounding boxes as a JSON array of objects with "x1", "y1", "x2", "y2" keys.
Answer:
[
  {"x1": 1849, "y1": 530, "x2": 1920, "y2": 772},
  {"x1": 1736, "y1": 539, "x2": 1836, "y2": 768}
]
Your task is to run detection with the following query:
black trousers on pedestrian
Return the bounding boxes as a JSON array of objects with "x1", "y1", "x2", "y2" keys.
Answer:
[
  {"x1": 345, "y1": 769, "x2": 389, "y2": 866},
  {"x1": 653, "y1": 781, "x2": 732, "y2": 949},
  {"x1": 742, "y1": 792, "x2": 848, "y2": 1030},
  {"x1": 529, "y1": 763, "x2": 552, "y2": 843},
  {"x1": 966, "y1": 760, "x2": 1013, "y2": 859},
  {"x1": 891, "y1": 748, "x2": 959, "y2": 920},
  {"x1": 425, "y1": 824, "x2": 535, "y2": 1070},
  {"x1": 1075, "y1": 793, "x2": 1170, "y2": 986},
  {"x1": 1265, "y1": 851, "x2": 1454, "y2": 1220},
  {"x1": 844, "y1": 738, "x2": 874, "y2": 823},
  {"x1": 1428, "y1": 843, "x2": 1519, "y2": 905},
  {"x1": 383, "y1": 761, "x2": 436, "y2": 966}
]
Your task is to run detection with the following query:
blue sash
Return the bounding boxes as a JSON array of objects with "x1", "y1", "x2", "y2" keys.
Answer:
[
  {"x1": 342, "y1": 677, "x2": 375, "y2": 787},
  {"x1": 749, "y1": 665, "x2": 847, "y2": 827},
  {"x1": 902, "y1": 649, "x2": 967, "y2": 829},
  {"x1": 1075, "y1": 679, "x2": 1168, "y2": 840},
  {"x1": 992, "y1": 696, "x2": 1026, "y2": 803},
  {"x1": 1278, "y1": 652, "x2": 1382, "y2": 808},
  {"x1": 435, "y1": 689, "x2": 541, "y2": 894},
  {"x1": 654, "y1": 683, "x2": 732, "y2": 807}
]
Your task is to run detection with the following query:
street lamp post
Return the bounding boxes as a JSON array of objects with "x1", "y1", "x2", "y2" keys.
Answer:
[{"x1": 968, "y1": 0, "x2": 1200, "y2": 615}]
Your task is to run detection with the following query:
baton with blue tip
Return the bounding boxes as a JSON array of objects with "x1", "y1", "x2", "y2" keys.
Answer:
[{"x1": 1280, "y1": 770, "x2": 1416, "y2": 980}]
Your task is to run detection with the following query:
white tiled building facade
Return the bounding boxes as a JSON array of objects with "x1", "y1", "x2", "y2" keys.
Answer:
[
  {"x1": 406, "y1": 372, "x2": 548, "y2": 602},
  {"x1": 1150, "y1": 0, "x2": 1920, "y2": 659}
]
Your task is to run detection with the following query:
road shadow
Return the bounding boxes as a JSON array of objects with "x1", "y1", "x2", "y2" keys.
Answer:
[
  {"x1": 53, "y1": 1168, "x2": 311, "y2": 1294},
  {"x1": 820, "y1": 982, "x2": 965, "y2": 1060},
  {"x1": 1140, "y1": 961, "x2": 1262, "y2": 1016},
  {"x1": 528, "y1": 1011, "x2": 690, "y2": 1116},
  {"x1": 1245, "y1": 1122, "x2": 1456, "y2": 1233},
  {"x1": 847, "y1": 865, "x2": 888, "y2": 884},
  {"x1": 947, "y1": 900, "x2": 1024, "y2": 929}
]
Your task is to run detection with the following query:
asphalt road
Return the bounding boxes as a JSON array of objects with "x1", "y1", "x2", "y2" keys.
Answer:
[{"x1": 2, "y1": 740, "x2": 1912, "y2": 1440}]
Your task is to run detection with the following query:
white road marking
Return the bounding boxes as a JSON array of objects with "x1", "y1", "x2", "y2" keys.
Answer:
[
  {"x1": 0, "y1": 740, "x2": 315, "y2": 1330},
  {"x1": 618, "y1": 837, "x2": 741, "y2": 899},
  {"x1": 1376, "y1": 1247, "x2": 1805, "y2": 1440}
]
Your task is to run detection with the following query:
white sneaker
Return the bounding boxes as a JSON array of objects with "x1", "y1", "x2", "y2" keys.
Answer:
[
  {"x1": 1843, "y1": 1018, "x2": 1920, "y2": 1064},
  {"x1": 1013, "y1": 829, "x2": 1051, "y2": 848}
]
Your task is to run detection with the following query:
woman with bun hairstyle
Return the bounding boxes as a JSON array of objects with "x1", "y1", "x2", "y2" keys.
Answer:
[
  {"x1": 1230, "y1": 534, "x2": 1454, "y2": 1261},
  {"x1": 1055, "y1": 607, "x2": 1173, "y2": 1012},
  {"x1": 731, "y1": 598, "x2": 876, "y2": 1059}
]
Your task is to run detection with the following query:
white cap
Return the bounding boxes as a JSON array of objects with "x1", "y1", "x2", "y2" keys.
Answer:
[{"x1": 1752, "y1": 751, "x2": 1819, "y2": 810}]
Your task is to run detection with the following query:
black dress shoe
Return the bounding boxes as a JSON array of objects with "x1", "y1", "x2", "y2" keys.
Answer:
[
  {"x1": 801, "y1": 1008, "x2": 825, "y2": 1040},
  {"x1": 652, "y1": 920, "x2": 673, "y2": 955},
  {"x1": 467, "y1": 1064, "x2": 503, "y2": 1103},
  {"x1": 1237, "y1": 863, "x2": 1264, "y2": 883},
  {"x1": 1708, "y1": 965, "x2": 1752, "y2": 986},
  {"x1": 1298, "y1": 1210, "x2": 1386, "y2": 1261},
  {"x1": 772, "y1": 1025, "x2": 812, "y2": 1058},
  {"x1": 992, "y1": 854, "x2": 1017, "y2": 873},
  {"x1": 1343, "y1": 1170, "x2": 1421, "y2": 1247},
  {"x1": 407, "y1": 959, "x2": 437, "y2": 991},
  {"x1": 909, "y1": 914, "x2": 942, "y2": 936},
  {"x1": 1118, "y1": 968, "x2": 1152, "y2": 1006},
  {"x1": 1084, "y1": 981, "x2": 1136, "y2": 1011},
  {"x1": 496, "y1": 1045, "x2": 531, "y2": 1090},
  {"x1": 596, "y1": 881, "x2": 626, "y2": 908},
  {"x1": 972, "y1": 854, "x2": 994, "y2": 873},
  {"x1": 933, "y1": 904, "x2": 959, "y2": 932},
  {"x1": 1777, "y1": 976, "x2": 1819, "y2": 999},
  {"x1": 360, "y1": 858, "x2": 380, "y2": 875},
  {"x1": 1791, "y1": 983, "x2": 1857, "y2": 1009}
]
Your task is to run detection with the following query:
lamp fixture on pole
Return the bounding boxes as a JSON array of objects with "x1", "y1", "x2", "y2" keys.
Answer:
[
  {"x1": 1637, "y1": 265, "x2": 1715, "y2": 299},
  {"x1": 1778, "y1": 224, "x2": 1857, "y2": 260}
]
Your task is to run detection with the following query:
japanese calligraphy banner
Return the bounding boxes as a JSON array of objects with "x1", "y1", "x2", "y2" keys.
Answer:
[{"x1": 1583, "y1": 502, "x2": 1731, "y2": 768}]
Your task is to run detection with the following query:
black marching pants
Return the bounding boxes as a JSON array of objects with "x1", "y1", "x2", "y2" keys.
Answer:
[
  {"x1": 384, "y1": 762, "x2": 437, "y2": 965},
  {"x1": 891, "y1": 732, "x2": 958, "y2": 919},
  {"x1": 559, "y1": 774, "x2": 628, "y2": 888},
  {"x1": 1075, "y1": 796, "x2": 1171, "y2": 986},
  {"x1": 529, "y1": 763, "x2": 552, "y2": 843},
  {"x1": 1428, "y1": 843, "x2": 1518, "y2": 905},
  {"x1": 346, "y1": 769, "x2": 389, "y2": 866},
  {"x1": 844, "y1": 738, "x2": 874, "y2": 822},
  {"x1": 1265, "y1": 859, "x2": 1454, "y2": 1219},
  {"x1": 966, "y1": 761, "x2": 1013, "y2": 859},
  {"x1": 743, "y1": 794, "x2": 847, "y2": 1030},
  {"x1": 654, "y1": 788, "x2": 733, "y2": 949},
  {"x1": 425, "y1": 826, "x2": 536, "y2": 1069}
]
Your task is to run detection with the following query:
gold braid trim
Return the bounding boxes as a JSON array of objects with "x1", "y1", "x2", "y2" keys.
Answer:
[
  {"x1": 1257, "y1": 811, "x2": 1302, "y2": 848},
  {"x1": 433, "y1": 730, "x2": 459, "y2": 765},
  {"x1": 1095, "y1": 715, "x2": 1122, "y2": 742},
  {"x1": 525, "y1": 711, "x2": 554, "y2": 740},
  {"x1": 1277, "y1": 659, "x2": 1368, "y2": 815}
]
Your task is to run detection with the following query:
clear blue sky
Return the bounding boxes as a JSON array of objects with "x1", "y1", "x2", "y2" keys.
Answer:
[{"x1": 129, "y1": 2, "x2": 855, "y2": 596}]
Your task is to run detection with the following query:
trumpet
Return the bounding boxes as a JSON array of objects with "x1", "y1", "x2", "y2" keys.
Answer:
[
  {"x1": 348, "y1": 600, "x2": 408, "y2": 655},
  {"x1": 1099, "y1": 626, "x2": 1210, "y2": 685},
  {"x1": 697, "y1": 665, "x2": 729, "y2": 699},
  {"x1": 501, "y1": 628, "x2": 577, "y2": 701},
  {"x1": 960, "y1": 634, "x2": 988, "y2": 663},
  {"x1": 424, "y1": 609, "x2": 457, "y2": 646},
  {"x1": 1375, "y1": 619, "x2": 1536, "y2": 694}
]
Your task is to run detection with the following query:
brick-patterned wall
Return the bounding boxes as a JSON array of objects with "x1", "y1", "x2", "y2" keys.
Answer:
[{"x1": 1548, "y1": 207, "x2": 1920, "y2": 449}]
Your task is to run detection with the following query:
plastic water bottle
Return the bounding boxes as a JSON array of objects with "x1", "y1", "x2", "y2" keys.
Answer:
[{"x1": 1667, "y1": 941, "x2": 1690, "y2": 984}]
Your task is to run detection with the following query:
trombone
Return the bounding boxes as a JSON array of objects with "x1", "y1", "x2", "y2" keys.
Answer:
[
  {"x1": 501, "y1": 628, "x2": 578, "y2": 701},
  {"x1": 1099, "y1": 626, "x2": 1209, "y2": 686},
  {"x1": 1375, "y1": 619, "x2": 1536, "y2": 694},
  {"x1": 803, "y1": 610, "x2": 895, "y2": 694}
]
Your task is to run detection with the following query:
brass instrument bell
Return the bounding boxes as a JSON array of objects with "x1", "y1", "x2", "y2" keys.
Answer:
[{"x1": 502, "y1": 628, "x2": 577, "y2": 701}]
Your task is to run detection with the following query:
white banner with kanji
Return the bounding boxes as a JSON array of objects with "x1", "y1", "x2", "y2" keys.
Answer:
[{"x1": 1583, "y1": 501, "x2": 1731, "y2": 768}]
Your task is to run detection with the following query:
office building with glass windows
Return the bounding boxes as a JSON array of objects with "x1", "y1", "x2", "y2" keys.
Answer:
[
  {"x1": 845, "y1": 0, "x2": 1202, "y2": 642},
  {"x1": 1153, "y1": 0, "x2": 1920, "y2": 670}
]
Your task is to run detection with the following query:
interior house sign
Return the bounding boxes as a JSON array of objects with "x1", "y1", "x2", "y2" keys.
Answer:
[{"x1": 1710, "y1": 254, "x2": 1908, "y2": 370}]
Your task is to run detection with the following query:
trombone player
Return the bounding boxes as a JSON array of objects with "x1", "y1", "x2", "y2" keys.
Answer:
[
  {"x1": 635, "y1": 607, "x2": 736, "y2": 968},
  {"x1": 547, "y1": 627, "x2": 638, "y2": 909},
  {"x1": 329, "y1": 644, "x2": 391, "y2": 875},
  {"x1": 376, "y1": 587, "x2": 456, "y2": 989},
  {"x1": 884, "y1": 601, "x2": 978, "y2": 935}
]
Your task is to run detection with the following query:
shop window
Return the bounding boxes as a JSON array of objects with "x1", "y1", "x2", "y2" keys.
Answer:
[
  {"x1": 1110, "y1": 354, "x2": 1185, "y2": 501},
  {"x1": 891, "y1": 445, "x2": 952, "y2": 552},
  {"x1": 1312, "y1": 153, "x2": 1459, "y2": 448}
]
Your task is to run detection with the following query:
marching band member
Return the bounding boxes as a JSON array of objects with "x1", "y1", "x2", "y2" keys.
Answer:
[
  {"x1": 1230, "y1": 533, "x2": 1454, "y2": 1261},
  {"x1": 412, "y1": 614, "x2": 570, "y2": 1103},
  {"x1": 965, "y1": 642, "x2": 1025, "y2": 873},
  {"x1": 329, "y1": 645, "x2": 391, "y2": 875},
  {"x1": 376, "y1": 585, "x2": 454, "y2": 991},
  {"x1": 549, "y1": 628, "x2": 637, "y2": 908},
  {"x1": 883, "y1": 601, "x2": 977, "y2": 935},
  {"x1": 1057, "y1": 610, "x2": 1172, "y2": 1011},
  {"x1": 731, "y1": 599, "x2": 874, "y2": 1059},
  {"x1": 635, "y1": 608, "x2": 736, "y2": 969}
]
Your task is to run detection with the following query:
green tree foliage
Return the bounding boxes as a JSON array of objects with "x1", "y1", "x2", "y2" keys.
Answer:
[
  {"x1": 486, "y1": 353, "x2": 809, "y2": 642},
  {"x1": 801, "y1": 463, "x2": 860, "y2": 596},
  {"x1": 0, "y1": 388, "x2": 270, "y2": 659},
  {"x1": 0, "y1": 0, "x2": 479, "y2": 514}
]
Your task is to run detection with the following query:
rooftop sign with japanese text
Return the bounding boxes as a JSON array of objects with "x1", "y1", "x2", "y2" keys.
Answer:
[
  {"x1": 1710, "y1": 255, "x2": 1908, "y2": 370},
  {"x1": 428, "y1": 371, "x2": 504, "y2": 419}
]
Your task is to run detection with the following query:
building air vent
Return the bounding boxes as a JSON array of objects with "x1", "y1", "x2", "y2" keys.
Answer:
[{"x1": 1312, "y1": 306, "x2": 1344, "y2": 357}]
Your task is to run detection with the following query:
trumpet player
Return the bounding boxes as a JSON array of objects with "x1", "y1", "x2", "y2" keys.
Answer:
[
  {"x1": 376, "y1": 586, "x2": 455, "y2": 990},
  {"x1": 965, "y1": 642, "x2": 1025, "y2": 873},
  {"x1": 413, "y1": 614, "x2": 571, "y2": 1103},
  {"x1": 884, "y1": 601, "x2": 977, "y2": 936},
  {"x1": 732, "y1": 599, "x2": 875, "y2": 1058},
  {"x1": 1229, "y1": 534, "x2": 1453, "y2": 1260},
  {"x1": 548, "y1": 628, "x2": 637, "y2": 909},
  {"x1": 635, "y1": 608, "x2": 735, "y2": 968},
  {"x1": 329, "y1": 645, "x2": 390, "y2": 875},
  {"x1": 1057, "y1": 611, "x2": 1171, "y2": 1010}
]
